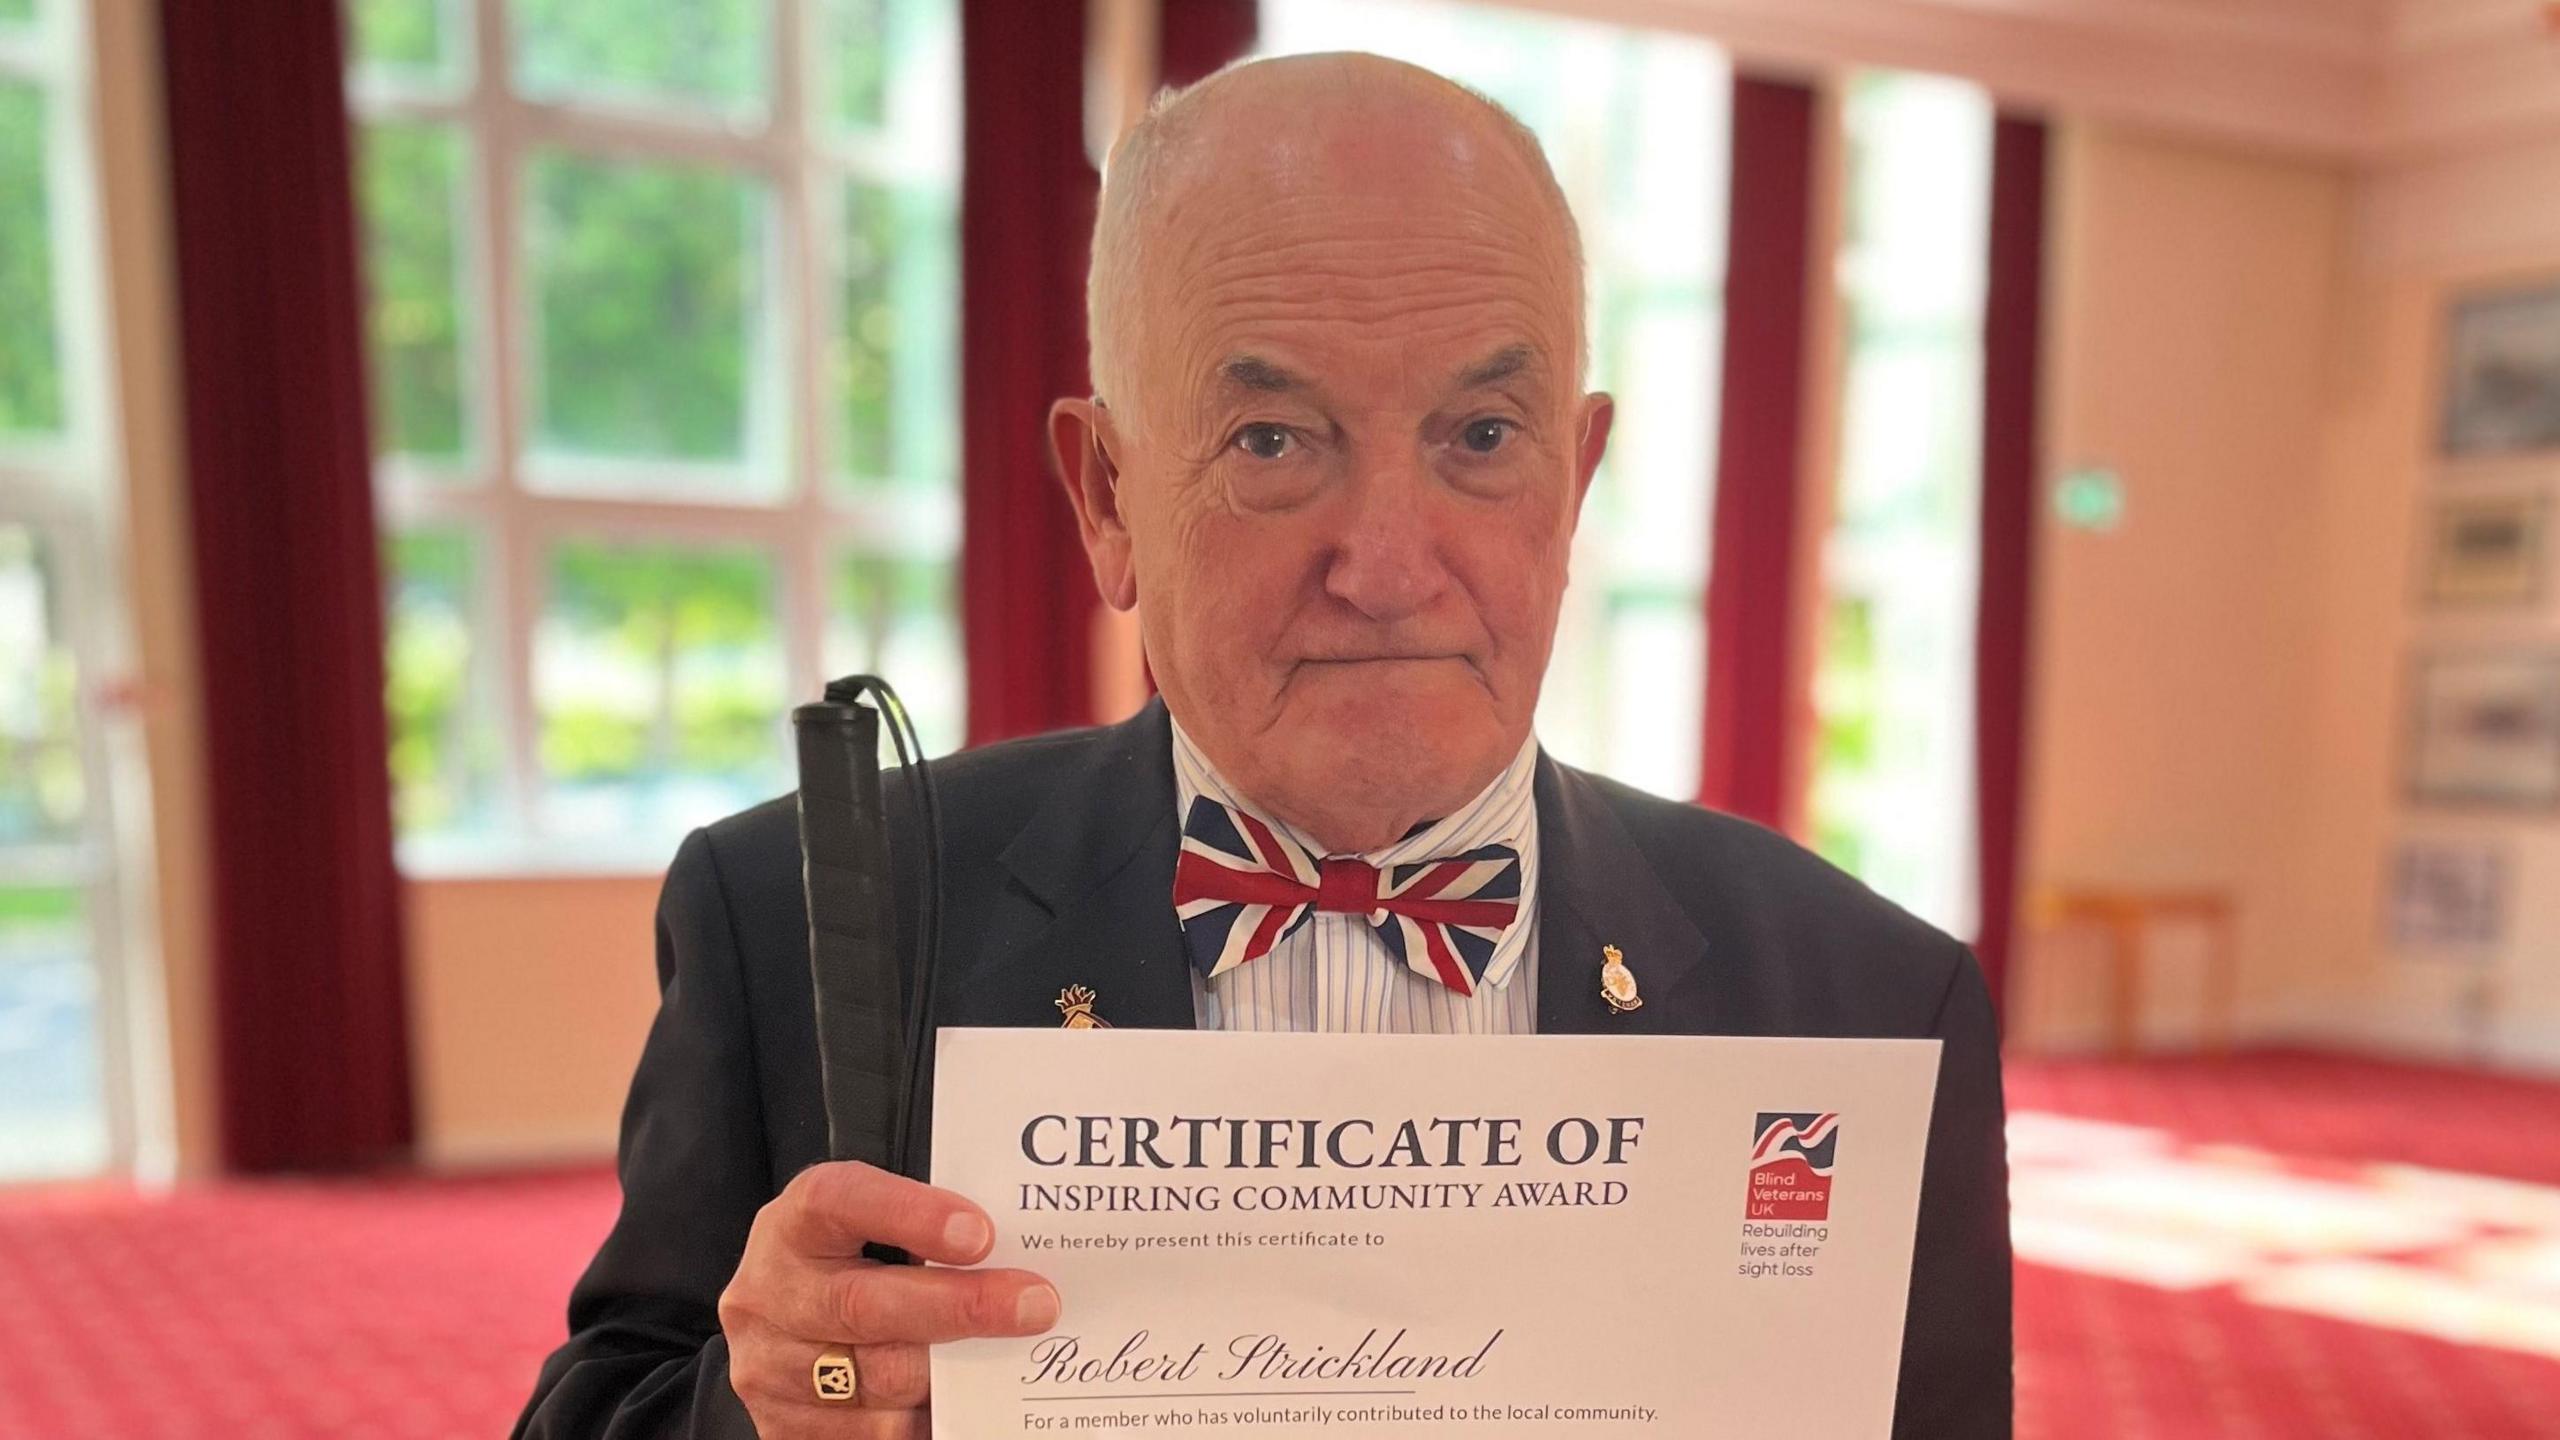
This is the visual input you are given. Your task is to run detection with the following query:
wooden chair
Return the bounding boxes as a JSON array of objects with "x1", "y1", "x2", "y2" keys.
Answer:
[{"x1": 2027, "y1": 887, "x2": 2237, "y2": 1057}]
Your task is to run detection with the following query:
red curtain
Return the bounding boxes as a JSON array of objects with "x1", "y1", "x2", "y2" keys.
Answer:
[
  {"x1": 959, "y1": 0, "x2": 1258, "y2": 744},
  {"x1": 1974, "y1": 113, "x2": 2049, "y2": 1014},
  {"x1": 159, "y1": 0, "x2": 413, "y2": 1171},
  {"x1": 960, "y1": 1, "x2": 1102, "y2": 745},
  {"x1": 1700, "y1": 76, "x2": 1816, "y2": 831},
  {"x1": 1160, "y1": 0, "x2": 1259, "y2": 89}
]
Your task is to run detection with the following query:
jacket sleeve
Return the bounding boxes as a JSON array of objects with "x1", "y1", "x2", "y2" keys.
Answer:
[
  {"x1": 1892, "y1": 942, "x2": 2016, "y2": 1440},
  {"x1": 514, "y1": 828, "x2": 772, "y2": 1439}
]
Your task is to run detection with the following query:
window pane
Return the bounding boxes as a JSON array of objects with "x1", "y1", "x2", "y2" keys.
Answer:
[
  {"x1": 357, "y1": 122, "x2": 473, "y2": 467},
  {"x1": 511, "y1": 0, "x2": 769, "y2": 114},
  {"x1": 822, "y1": 0, "x2": 889, "y2": 129},
  {"x1": 349, "y1": 0, "x2": 467, "y2": 86},
  {"x1": 835, "y1": 181, "x2": 955, "y2": 493},
  {"x1": 1810, "y1": 72, "x2": 1993, "y2": 937},
  {"x1": 818, "y1": 0, "x2": 953, "y2": 142},
  {"x1": 0, "y1": 881, "x2": 107, "y2": 1182},
  {"x1": 525, "y1": 151, "x2": 774, "y2": 494},
  {"x1": 826, "y1": 551, "x2": 961, "y2": 756},
  {"x1": 384, "y1": 527, "x2": 501, "y2": 837},
  {"x1": 535, "y1": 539, "x2": 787, "y2": 838},
  {"x1": 0, "y1": 525, "x2": 83, "y2": 846},
  {"x1": 0, "y1": 81, "x2": 64, "y2": 441}
]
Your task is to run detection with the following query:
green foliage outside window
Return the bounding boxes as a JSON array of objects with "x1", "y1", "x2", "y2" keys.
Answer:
[
  {"x1": 0, "y1": 82, "x2": 63, "y2": 439},
  {"x1": 839, "y1": 182, "x2": 896, "y2": 481},
  {"x1": 355, "y1": 1, "x2": 966, "y2": 848},
  {"x1": 1811, "y1": 594, "x2": 1876, "y2": 876},
  {"x1": 384, "y1": 529, "x2": 497, "y2": 832},
  {"x1": 357, "y1": 123, "x2": 470, "y2": 462},
  {"x1": 529, "y1": 152, "x2": 761, "y2": 466},
  {"x1": 538, "y1": 541, "x2": 784, "y2": 791},
  {"x1": 0, "y1": 883, "x2": 76, "y2": 933},
  {"x1": 829, "y1": 551, "x2": 962, "y2": 756},
  {"x1": 511, "y1": 0, "x2": 767, "y2": 111},
  {"x1": 827, "y1": 0, "x2": 889, "y2": 129},
  {"x1": 349, "y1": 0, "x2": 450, "y2": 75},
  {"x1": 0, "y1": 527, "x2": 83, "y2": 847},
  {"x1": 837, "y1": 181, "x2": 954, "y2": 490}
]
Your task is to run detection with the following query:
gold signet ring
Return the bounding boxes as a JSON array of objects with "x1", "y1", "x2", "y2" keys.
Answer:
[{"x1": 813, "y1": 1351, "x2": 859, "y2": 1402}]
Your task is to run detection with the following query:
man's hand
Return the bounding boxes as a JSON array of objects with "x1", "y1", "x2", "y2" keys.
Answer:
[{"x1": 720, "y1": 1162, "x2": 1060, "y2": 1437}]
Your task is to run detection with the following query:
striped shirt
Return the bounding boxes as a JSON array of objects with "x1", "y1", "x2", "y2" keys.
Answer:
[{"x1": 1170, "y1": 718, "x2": 1541, "y2": 1034}]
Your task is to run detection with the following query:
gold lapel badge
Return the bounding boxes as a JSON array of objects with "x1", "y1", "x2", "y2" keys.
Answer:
[
  {"x1": 1600, "y1": 944, "x2": 1644, "y2": 1014},
  {"x1": 1056, "y1": 985, "x2": 1112, "y2": 1029}
]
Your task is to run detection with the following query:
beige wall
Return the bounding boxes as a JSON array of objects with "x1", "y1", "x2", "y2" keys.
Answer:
[
  {"x1": 2277, "y1": 256, "x2": 2560, "y2": 1069},
  {"x1": 2014, "y1": 111, "x2": 2560, "y2": 1072},
  {"x1": 404, "y1": 875, "x2": 663, "y2": 1167},
  {"x1": 2012, "y1": 124, "x2": 2351, "y2": 1050}
]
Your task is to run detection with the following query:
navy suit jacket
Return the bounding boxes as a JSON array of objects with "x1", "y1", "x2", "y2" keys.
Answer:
[{"x1": 515, "y1": 700, "x2": 2013, "y2": 1437}]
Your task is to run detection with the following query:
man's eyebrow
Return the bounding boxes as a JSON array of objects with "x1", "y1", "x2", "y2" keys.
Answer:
[
  {"x1": 1456, "y1": 344, "x2": 1541, "y2": 390},
  {"x1": 1219, "y1": 355, "x2": 1305, "y2": 393}
]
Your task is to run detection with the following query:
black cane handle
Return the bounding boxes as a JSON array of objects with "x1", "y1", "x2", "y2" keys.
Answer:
[{"x1": 793, "y1": 697, "x2": 904, "y2": 1171}]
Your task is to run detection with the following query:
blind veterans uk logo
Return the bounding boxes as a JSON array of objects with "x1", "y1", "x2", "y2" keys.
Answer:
[{"x1": 1746, "y1": 1112, "x2": 1838, "y2": 1220}]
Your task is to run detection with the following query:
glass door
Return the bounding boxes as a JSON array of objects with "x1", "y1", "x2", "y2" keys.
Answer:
[
  {"x1": 0, "y1": 0, "x2": 149, "y2": 1184},
  {"x1": 0, "y1": 513, "x2": 125, "y2": 1181}
]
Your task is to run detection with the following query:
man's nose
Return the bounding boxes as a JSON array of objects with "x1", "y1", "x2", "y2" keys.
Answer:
[{"x1": 1320, "y1": 461, "x2": 1455, "y2": 623}]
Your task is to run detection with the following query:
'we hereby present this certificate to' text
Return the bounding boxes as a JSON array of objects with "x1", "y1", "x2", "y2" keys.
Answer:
[{"x1": 929, "y1": 1029, "x2": 1941, "y2": 1437}]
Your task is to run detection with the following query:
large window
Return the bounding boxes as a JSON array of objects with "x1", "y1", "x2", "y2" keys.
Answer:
[
  {"x1": 348, "y1": 0, "x2": 964, "y2": 870},
  {"x1": 1, "y1": 0, "x2": 140, "y2": 1182},
  {"x1": 1257, "y1": 0, "x2": 1729, "y2": 802},
  {"x1": 1811, "y1": 72, "x2": 1994, "y2": 935}
]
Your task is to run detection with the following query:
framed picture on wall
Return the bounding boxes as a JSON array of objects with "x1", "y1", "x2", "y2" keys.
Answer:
[
  {"x1": 2388, "y1": 840, "x2": 2508, "y2": 949},
  {"x1": 2425, "y1": 490, "x2": 2548, "y2": 606},
  {"x1": 2441, "y1": 280, "x2": 2560, "y2": 458},
  {"x1": 2405, "y1": 652, "x2": 2560, "y2": 807}
]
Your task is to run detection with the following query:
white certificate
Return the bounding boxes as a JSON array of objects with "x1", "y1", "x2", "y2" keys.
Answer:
[{"x1": 930, "y1": 1029, "x2": 1941, "y2": 1437}]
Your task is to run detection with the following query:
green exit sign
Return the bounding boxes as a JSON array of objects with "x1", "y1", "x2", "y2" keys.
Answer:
[{"x1": 2054, "y1": 466, "x2": 2124, "y2": 531}]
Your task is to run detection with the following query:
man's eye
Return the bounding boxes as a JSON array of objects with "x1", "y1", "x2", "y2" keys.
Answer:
[
  {"x1": 1460, "y1": 418, "x2": 1516, "y2": 455},
  {"x1": 1232, "y1": 423, "x2": 1296, "y2": 461}
]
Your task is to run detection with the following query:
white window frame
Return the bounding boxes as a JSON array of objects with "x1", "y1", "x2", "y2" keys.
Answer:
[
  {"x1": 349, "y1": 0, "x2": 960, "y2": 876},
  {"x1": 0, "y1": 0, "x2": 161, "y2": 1183}
]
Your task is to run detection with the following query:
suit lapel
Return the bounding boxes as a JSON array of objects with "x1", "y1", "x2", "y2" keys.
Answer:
[
  {"x1": 1532, "y1": 756, "x2": 1717, "y2": 1036},
  {"x1": 958, "y1": 701, "x2": 1199, "y2": 1033}
]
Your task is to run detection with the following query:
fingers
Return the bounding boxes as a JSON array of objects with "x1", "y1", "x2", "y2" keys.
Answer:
[
  {"x1": 737, "y1": 1338, "x2": 932, "y2": 1409},
  {"x1": 776, "y1": 1162, "x2": 998, "y2": 1265},
  {"x1": 797, "y1": 1261, "x2": 1060, "y2": 1347},
  {"x1": 839, "y1": 1343, "x2": 930, "y2": 1409}
]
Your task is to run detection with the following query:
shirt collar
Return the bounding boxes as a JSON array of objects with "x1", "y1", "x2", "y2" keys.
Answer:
[{"x1": 1168, "y1": 716, "x2": 1540, "y2": 869}]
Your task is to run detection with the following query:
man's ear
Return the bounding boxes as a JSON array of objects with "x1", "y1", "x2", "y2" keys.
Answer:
[
  {"x1": 1570, "y1": 392, "x2": 1615, "y2": 521},
  {"x1": 1048, "y1": 397, "x2": 1139, "y2": 612}
]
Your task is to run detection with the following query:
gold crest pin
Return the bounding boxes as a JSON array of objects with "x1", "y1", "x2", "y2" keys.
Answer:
[
  {"x1": 1600, "y1": 944, "x2": 1643, "y2": 1014},
  {"x1": 1056, "y1": 985, "x2": 1112, "y2": 1029}
]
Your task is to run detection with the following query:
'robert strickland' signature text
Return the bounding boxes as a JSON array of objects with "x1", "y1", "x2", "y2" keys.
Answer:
[{"x1": 1024, "y1": 1327, "x2": 1504, "y2": 1387}]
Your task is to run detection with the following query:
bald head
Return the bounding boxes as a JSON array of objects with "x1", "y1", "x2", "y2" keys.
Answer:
[
  {"x1": 1048, "y1": 50, "x2": 1615, "y2": 854},
  {"x1": 1086, "y1": 52, "x2": 1586, "y2": 422}
]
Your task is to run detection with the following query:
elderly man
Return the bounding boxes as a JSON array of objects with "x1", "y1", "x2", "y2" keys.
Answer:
[{"x1": 517, "y1": 52, "x2": 2010, "y2": 1440}]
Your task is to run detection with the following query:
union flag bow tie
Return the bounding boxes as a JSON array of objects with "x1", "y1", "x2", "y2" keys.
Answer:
[{"x1": 1171, "y1": 795, "x2": 1523, "y2": 997}]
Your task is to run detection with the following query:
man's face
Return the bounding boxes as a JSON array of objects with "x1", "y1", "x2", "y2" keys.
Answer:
[{"x1": 1058, "y1": 77, "x2": 1612, "y2": 851}]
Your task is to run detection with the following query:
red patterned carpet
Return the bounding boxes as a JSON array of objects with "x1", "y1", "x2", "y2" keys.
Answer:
[{"x1": 0, "y1": 1052, "x2": 2553, "y2": 1439}]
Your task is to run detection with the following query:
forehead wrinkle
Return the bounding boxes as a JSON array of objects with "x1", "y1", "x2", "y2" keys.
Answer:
[{"x1": 1164, "y1": 237, "x2": 1572, "y2": 370}]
